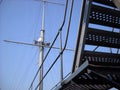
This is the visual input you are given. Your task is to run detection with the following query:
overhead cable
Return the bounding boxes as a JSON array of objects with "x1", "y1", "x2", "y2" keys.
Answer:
[
  {"x1": 34, "y1": 0, "x2": 74, "y2": 89},
  {"x1": 28, "y1": 0, "x2": 68, "y2": 89}
]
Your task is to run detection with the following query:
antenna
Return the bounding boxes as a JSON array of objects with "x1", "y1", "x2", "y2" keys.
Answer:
[
  {"x1": 36, "y1": 1, "x2": 64, "y2": 90},
  {"x1": 4, "y1": 0, "x2": 69, "y2": 90},
  {"x1": 4, "y1": 40, "x2": 74, "y2": 51},
  {"x1": 38, "y1": 0, "x2": 45, "y2": 90}
]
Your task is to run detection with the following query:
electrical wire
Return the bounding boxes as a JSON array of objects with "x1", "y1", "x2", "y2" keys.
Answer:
[
  {"x1": 93, "y1": 46, "x2": 99, "y2": 51},
  {"x1": 59, "y1": 30, "x2": 63, "y2": 81},
  {"x1": 28, "y1": 0, "x2": 68, "y2": 89},
  {"x1": 16, "y1": 6, "x2": 39, "y2": 90},
  {"x1": 34, "y1": 0, "x2": 74, "y2": 89},
  {"x1": 8, "y1": 45, "x2": 29, "y2": 90},
  {"x1": 33, "y1": 3, "x2": 41, "y2": 41},
  {"x1": 14, "y1": 47, "x2": 36, "y2": 90},
  {"x1": 16, "y1": 48, "x2": 39, "y2": 90},
  {"x1": 44, "y1": 54, "x2": 57, "y2": 89},
  {"x1": 50, "y1": 72, "x2": 71, "y2": 90}
]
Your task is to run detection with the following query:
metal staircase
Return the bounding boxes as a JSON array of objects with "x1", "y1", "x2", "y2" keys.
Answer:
[
  {"x1": 86, "y1": 28, "x2": 120, "y2": 48},
  {"x1": 55, "y1": 0, "x2": 120, "y2": 89}
]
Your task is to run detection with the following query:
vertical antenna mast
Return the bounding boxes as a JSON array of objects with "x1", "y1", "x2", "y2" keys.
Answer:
[
  {"x1": 42, "y1": 0, "x2": 45, "y2": 30},
  {"x1": 39, "y1": 0, "x2": 46, "y2": 90},
  {"x1": 38, "y1": 0, "x2": 64, "y2": 90}
]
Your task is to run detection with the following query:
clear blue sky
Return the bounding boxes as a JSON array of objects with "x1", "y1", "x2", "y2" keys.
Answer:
[
  {"x1": 0, "y1": 0, "x2": 119, "y2": 90},
  {"x1": 0, "y1": 0, "x2": 81, "y2": 90}
]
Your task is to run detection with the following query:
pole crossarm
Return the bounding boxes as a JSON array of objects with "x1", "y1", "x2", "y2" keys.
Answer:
[
  {"x1": 35, "y1": 0, "x2": 65, "y2": 6},
  {"x1": 4, "y1": 40, "x2": 74, "y2": 51}
]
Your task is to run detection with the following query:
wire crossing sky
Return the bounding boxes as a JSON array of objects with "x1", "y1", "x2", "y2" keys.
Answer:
[
  {"x1": 0, "y1": 0, "x2": 119, "y2": 90},
  {"x1": 0, "y1": 0, "x2": 80, "y2": 90}
]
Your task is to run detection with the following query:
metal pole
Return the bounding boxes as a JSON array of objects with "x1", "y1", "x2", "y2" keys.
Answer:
[
  {"x1": 39, "y1": 30, "x2": 44, "y2": 90},
  {"x1": 59, "y1": 31, "x2": 63, "y2": 82},
  {"x1": 42, "y1": 0, "x2": 45, "y2": 30},
  {"x1": 39, "y1": 0, "x2": 45, "y2": 90}
]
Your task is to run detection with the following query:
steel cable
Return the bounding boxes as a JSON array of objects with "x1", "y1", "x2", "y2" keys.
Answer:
[
  {"x1": 17, "y1": 48, "x2": 38, "y2": 90},
  {"x1": 28, "y1": 0, "x2": 68, "y2": 89},
  {"x1": 34, "y1": 0, "x2": 74, "y2": 89}
]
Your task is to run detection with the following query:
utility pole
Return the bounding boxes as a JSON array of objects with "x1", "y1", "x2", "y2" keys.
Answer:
[
  {"x1": 38, "y1": 1, "x2": 64, "y2": 90},
  {"x1": 3, "y1": 1, "x2": 74, "y2": 90},
  {"x1": 39, "y1": 0, "x2": 46, "y2": 90}
]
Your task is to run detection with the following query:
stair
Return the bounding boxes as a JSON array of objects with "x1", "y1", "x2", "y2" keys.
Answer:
[
  {"x1": 55, "y1": 0, "x2": 120, "y2": 89},
  {"x1": 89, "y1": 4, "x2": 120, "y2": 28},
  {"x1": 86, "y1": 28, "x2": 120, "y2": 48},
  {"x1": 82, "y1": 51, "x2": 120, "y2": 66},
  {"x1": 92, "y1": 0, "x2": 116, "y2": 8}
]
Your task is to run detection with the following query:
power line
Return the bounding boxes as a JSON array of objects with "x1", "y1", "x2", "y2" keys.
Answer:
[
  {"x1": 34, "y1": 0, "x2": 74, "y2": 89},
  {"x1": 8, "y1": 45, "x2": 30, "y2": 90},
  {"x1": 28, "y1": 0, "x2": 68, "y2": 89},
  {"x1": 14, "y1": 47, "x2": 35, "y2": 90},
  {"x1": 16, "y1": 48, "x2": 39, "y2": 90},
  {"x1": 50, "y1": 72, "x2": 71, "y2": 90}
]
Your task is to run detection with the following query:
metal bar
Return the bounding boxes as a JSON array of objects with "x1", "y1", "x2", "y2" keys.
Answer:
[
  {"x1": 117, "y1": 49, "x2": 119, "y2": 54},
  {"x1": 83, "y1": 51, "x2": 120, "y2": 65},
  {"x1": 39, "y1": 0, "x2": 46, "y2": 89},
  {"x1": 4, "y1": 40, "x2": 74, "y2": 51},
  {"x1": 39, "y1": 31, "x2": 44, "y2": 90},
  {"x1": 55, "y1": 60, "x2": 89, "y2": 90},
  {"x1": 72, "y1": 0, "x2": 86, "y2": 73},
  {"x1": 89, "y1": 64, "x2": 120, "y2": 69},
  {"x1": 35, "y1": 0, "x2": 64, "y2": 6},
  {"x1": 28, "y1": 0, "x2": 68, "y2": 88},
  {"x1": 93, "y1": 46, "x2": 99, "y2": 51},
  {"x1": 34, "y1": 0, "x2": 74, "y2": 89},
  {"x1": 90, "y1": 70, "x2": 120, "y2": 89},
  {"x1": 110, "y1": 27, "x2": 114, "y2": 53},
  {"x1": 59, "y1": 31, "x2": 63, "y2": 82},
  {"x1": 50, "y1": 72, "x2": 71, "y2": 90},
  {"x1": 72, "y1": 0, "x2": 92, "y2": 72},
  {"x1": 92, "y1": 0, "x2": 116, "y2": 8},
  {"x1": 86, "y1": 28, "x2": 120, "y2": 48},
  {"x1": 89, "y1": 4, "x2": 120, "y2": 28}
]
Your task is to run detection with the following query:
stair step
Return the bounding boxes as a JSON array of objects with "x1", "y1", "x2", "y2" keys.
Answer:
[
  {"x1": 89, "y1": 4, "x2": 120, "y2": 28},
  {"x1": 62, "y1": 81, "x2": 111, "y2": 90},
  {"x1": 85, "y1": 28, "x2": 120, "y2": 48},
  {"x1": 82, "y1": 51, "x2": 120, "y2": 66},
  {"x1": 73, "y1": 71, "x2": 120, "y2": 89},
  {"x1": 79, "y1": 73, "x2": 120, "y2": 82},
  {"x1": 92, "y1": 0, "x2": 116, "y2": 8}
]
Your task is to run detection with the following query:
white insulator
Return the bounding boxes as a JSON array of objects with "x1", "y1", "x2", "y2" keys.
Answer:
[{"x1": 38, "y1": 37, "x2": 42, "y2": 42}]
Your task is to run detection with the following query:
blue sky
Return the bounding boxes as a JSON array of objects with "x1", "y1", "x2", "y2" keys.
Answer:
[
  {"x1": 0, "y1": 0, "x2": 81, "y2": 90},
  {"x1": 0, "y1": 0, "x2": 119, "y2": 90}
]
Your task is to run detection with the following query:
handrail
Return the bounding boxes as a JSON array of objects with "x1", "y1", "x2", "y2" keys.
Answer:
[
  {"x1": 34, "y1": 0, "x2": 74, "y2": 89},
  {"x1": 28, "y1": 0, "x2": 68, "y2": 89}
]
